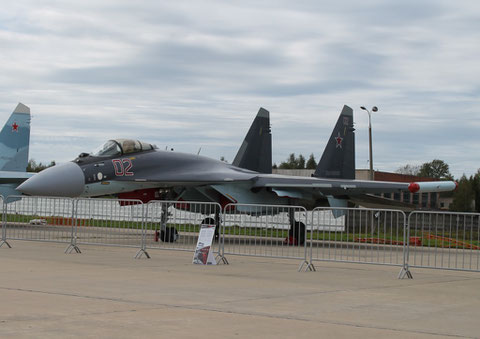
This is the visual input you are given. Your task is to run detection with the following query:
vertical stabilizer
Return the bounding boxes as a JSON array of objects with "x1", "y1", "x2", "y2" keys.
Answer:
[
  {"x1": 314, "y1": 105, "x2": 355, "y2": 179},
  {"x1": 0, "y1": 103, "x2": 31, "y2": 171},
  {"x1": 232, "y1": 107, "x2": 272, "y2": 173}
]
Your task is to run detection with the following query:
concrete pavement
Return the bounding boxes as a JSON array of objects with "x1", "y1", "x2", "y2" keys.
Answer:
[{"x1": 1, "y1": 241, "x2": 479, "y2": 338}]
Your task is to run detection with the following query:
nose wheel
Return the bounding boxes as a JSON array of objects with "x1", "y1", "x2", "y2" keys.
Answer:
[{"x1": 158, "y1": 227, "x2": 178, "y2": 242}]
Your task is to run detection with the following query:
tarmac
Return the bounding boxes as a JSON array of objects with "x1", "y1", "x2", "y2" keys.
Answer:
[{"x1": 1, "y1": 241, "x2": 479, "y2": 338}]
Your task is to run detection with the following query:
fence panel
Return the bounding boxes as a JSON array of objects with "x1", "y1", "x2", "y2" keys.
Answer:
[
  {"x1": 221, "y1": 204, "x2": 308, "y2": 263},
  {"x1": 0, "y1": 195, "x2": 5, "y2": 247},
  {"x1": 310, "y1": 208, "x2": 407, "y2": 267},
  {"x1": 73, "y1": 198, "x2": 145, "y2": 249},
  {"x1": 2, "y1": 195, "x2": 74, "y2": 245},
  {"x1": 407, "y1": 211, "x2": 480, "y2": 271},
  {"x1": 145, "y1": 201, "x2": 222, "y2": 253}
]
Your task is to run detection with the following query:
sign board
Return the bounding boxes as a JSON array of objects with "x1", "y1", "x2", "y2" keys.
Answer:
[{"x1": 193, "y1": 224, "x2": 217, "y2": 265}]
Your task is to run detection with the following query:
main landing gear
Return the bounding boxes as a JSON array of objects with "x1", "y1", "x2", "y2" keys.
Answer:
[
  {"x1": 285, "y1": 210, "x2": 306, "y2": 246},
  {"x1": 155, "y1": 203, "x2": 179, "y2": 243}
]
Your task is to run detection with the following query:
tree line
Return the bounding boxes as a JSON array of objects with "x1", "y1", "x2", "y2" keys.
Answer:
[
  {"x1": 396, "y1": 159, "x2": 480, "y2": 212},
  {"x1": 272, "y1": 153, "x2": 318, "y2": 170},
  {"x1": 27, "y1": 159, "x2": 56, "y2": 173}
]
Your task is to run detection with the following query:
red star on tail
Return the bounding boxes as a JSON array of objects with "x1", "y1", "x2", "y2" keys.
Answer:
[
  {"x1": 12, "y1": 122, "x2": 19, "y2": 132},
  {"x1": 335, "y1": 132, "x2": 343, "y2": 148}
]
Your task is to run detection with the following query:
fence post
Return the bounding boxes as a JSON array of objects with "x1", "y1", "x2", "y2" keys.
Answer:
[
  {"x1": 135, "y1": 202, "x2": 150, "y2": 259},
  {"x1": 398, "y1": 211, "x2": 412, "y2": 279},
  {"x1": 215, "y1": 203, "x2": 228, "y2": 264},
  {"x1": 0, "y1": 195, "x2": 11, "y2": 249},
  {"x1": 65, "y1": 198, "x2": 81, "y2": 254},
  {"x1": 299, "y1": 207, "x2": 315, "y2": 272}
]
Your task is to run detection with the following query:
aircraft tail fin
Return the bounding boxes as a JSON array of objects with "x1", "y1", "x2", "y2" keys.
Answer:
[
  {"x1": 232, "y1": 107, "x2": 272, "y2": 173},
  {"x1": 314, "y1": 105, "x2": 355, "y2": 179},
  {"x1": 0, "y1": 103, "x2": 31, "y2": 172}
]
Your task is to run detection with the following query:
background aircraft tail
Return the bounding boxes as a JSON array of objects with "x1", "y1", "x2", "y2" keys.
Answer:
[
  {"x1": 314, "y1": 105, "x2": 355, "y2": 179},
  {"x1": 0, "y1": 103, "x2": 31, "y2": 172},
  {"x1": 232, "y1": 107, "x2": 272, "y2": 174}
]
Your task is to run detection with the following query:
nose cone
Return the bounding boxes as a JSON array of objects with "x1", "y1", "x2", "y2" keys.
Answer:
[{"x1": 17, "y1": 162, "x2": 85, "y2": 197}]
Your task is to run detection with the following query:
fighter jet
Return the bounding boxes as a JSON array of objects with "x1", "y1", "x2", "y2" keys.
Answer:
[
  {"x1": 17, "y1": 105, "x2": 455, "y2": 234},
  {"x1": 0, "y1": 103, "x2": 34, "y2": 199}
]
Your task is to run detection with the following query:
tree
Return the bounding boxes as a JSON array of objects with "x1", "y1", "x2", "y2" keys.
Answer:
[
  {"x1": 278, "y1": 153, "x2": 309, "y2": 169},
  {"x1": 395, "y1": 164, "x2": 420, "y2": 176},
  {"x1": 450, "y1": 175, "x2": 474, "y2": 212},
  {"x1": 27, "y1": 159, "x2": 56, "y2": 173},
  {"x1": 297, "y1": 154, "x2": 306, "y2": 169},
  {"x1": 471, "y1": 169, "x2": 480, "y2": 213},
  {"x1": 306, "y1": 153, "x2": 317, "y2": 169},
  {"x1": 279, "y1": 153, "x2": 297, "y2": 169},
  {"x1": 418, "y1": 159, "x2": 453, "y2": 180}
]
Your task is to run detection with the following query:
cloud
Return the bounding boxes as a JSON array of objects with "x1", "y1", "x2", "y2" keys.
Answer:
[{"x1": 0, "y1": 0, "x2": 478, "y2": 178}]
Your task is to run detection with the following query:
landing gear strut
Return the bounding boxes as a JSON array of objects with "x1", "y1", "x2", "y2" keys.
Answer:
[
  {"x1": 156, "y1": 203, "x2": 178, "y2": 243},
  {"x1": 285, "y1": 210, "x2": 306, "y2": 245}
]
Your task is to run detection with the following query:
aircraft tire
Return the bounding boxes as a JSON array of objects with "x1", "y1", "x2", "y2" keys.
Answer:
[
  {"x1": 201, "y1": 217, "x2": 216, "y2": 226},
  {"x1": 289, "y1": 221, "x2": 306, "y2": 245},
  {"x1": 160, "y1": 227, "x2": 178, "y2": 242}
]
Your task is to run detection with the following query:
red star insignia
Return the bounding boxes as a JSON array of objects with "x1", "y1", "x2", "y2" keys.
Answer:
[
  {"x1": 12, "y1": 122, "x2": 19, "y2": 132},
  {"x1": 335, "y1": 132, "x2": 343, "y2": 148}
]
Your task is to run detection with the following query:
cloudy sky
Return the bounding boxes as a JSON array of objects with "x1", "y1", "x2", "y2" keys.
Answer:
[{"x1": 1, "y1": 0, "x2": 479, "y2": 178}]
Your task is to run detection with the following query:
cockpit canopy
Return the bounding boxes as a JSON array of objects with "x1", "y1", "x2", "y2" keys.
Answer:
[{"x1": 93, "y1": 139, "x2": 156, "y2": 157}]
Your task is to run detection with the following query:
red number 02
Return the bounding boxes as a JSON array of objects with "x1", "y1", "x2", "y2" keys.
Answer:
[{"x1": 112, "y1": 158, "x2": 134, "y2": 176}]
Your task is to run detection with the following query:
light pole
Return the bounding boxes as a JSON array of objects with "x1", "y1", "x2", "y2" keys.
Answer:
[{"x1": 360, "y1": 106, "x2": 378, "y2": 181}]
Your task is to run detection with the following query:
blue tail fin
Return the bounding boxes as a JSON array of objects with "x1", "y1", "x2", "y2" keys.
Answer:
[{"x1": 0, "y1": 103, "x2": 31, "y2": 172}]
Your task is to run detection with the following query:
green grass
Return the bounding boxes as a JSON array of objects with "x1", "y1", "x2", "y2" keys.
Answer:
[{"x1": 2, "y1": 213, "x2": 479, "y2": 249}]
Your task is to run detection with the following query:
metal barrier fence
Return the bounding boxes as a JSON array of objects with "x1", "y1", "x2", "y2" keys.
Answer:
[
  {"x1": 72, "y1": 198, "x2": 146, "y2": 256},
  {"x1": 144, "y1": 201, "x2": 222, "y2": 256},
  {"x1": 1, "y1": 195, "x2": 74, "y2": 248},
  {"x1": 0, "y1": 195, "x2": 5, "y2": 248},
  {"x1": 309, "y1": 208, "x2": 407, "y2": 271},
  {"x1": 2, "y1": 195, "x2": 480, "y2": 276},
  {"x1": 407, "y1": 211, "x2": 480, "y2": 272},
  {"x1": 221, "y1": 203, "x2": 310, "y2": 270}
]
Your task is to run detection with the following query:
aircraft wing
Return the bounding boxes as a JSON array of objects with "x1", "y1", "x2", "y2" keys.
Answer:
[{"x1": 251, "y1": 174, "x2": 456, "y2": 195}]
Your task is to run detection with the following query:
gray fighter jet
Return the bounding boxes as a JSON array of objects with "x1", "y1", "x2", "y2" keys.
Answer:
[{"x1": 17, "y1": 106, "x2": 455, "y2": 241}]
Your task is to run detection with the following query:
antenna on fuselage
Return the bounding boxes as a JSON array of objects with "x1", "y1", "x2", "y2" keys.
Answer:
[{"x1": 197, "y1": 147, "x2": 202, "y2": 155}]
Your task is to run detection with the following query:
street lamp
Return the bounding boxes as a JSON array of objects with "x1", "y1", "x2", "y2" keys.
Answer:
[{"x1": 360, "y1": 106, "x2": 378, "y2": 181}]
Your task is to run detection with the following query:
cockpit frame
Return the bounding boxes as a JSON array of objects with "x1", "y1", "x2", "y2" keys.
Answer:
[{"x1": 93, "y1": 139, "x2": 156, "y2": 157}]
